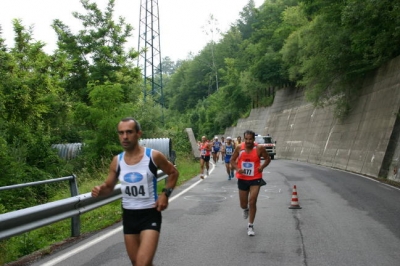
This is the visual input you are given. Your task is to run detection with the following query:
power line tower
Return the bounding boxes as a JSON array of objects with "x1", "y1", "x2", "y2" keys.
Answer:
[{"x1": 137, "y1": 0, "x2": 164, "y2": 112}]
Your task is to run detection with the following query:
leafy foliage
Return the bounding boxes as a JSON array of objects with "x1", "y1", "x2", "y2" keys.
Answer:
[
  {"x1": 52, "y1": 0, "x2": 140, "y2": 103},
  {"x1": 0, "y1": 0, "x2": 398, "y2": 203},
  {"x1": 1, "y1": 0, "x2": 400, "y2": 262},
  {"x1": 167, "y1": 0, "x2": 400, "y2": 136},
  {"x1": 280, "y1": 0, "x2": 400, "y2": 115}
]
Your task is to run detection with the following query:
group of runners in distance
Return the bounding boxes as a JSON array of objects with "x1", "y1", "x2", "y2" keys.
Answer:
[{"x1": 198, "y1": 135, "x2": 242, "y2": 180}]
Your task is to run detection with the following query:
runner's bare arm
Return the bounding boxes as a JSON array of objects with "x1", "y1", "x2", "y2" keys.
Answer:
[
  {"x1": 258, "y1": 146, "x2": 271, "y2": 172},
  {"x1": 153, "y1": 150, "x2": 179, "y2": 189},
  {"x1": 91, "y1": 156, "x2": 119, "y2": 197},
  {"x1": 230, "y1": 145, "x2": 241, "y2": 173},
  {"x1": 153, "y1": 150, "x2": 179, "y2": 211}
]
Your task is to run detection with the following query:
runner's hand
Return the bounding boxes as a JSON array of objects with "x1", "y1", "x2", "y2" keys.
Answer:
[
  {"x1": 155, "y1": 194, "x2": 169, "y2": 211},
  {"x1": 91, "y1": 186, "x2": 101, "y2": 197}
]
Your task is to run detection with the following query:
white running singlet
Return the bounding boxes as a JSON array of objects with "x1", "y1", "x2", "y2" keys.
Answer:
[{"x1": 118, "y1": 148, "x2": 158, "y2": 209}]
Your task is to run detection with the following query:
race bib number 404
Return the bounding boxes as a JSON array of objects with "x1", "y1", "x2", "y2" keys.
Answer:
[
  {"x1": 122, "y1": 172, "x2": 150, "y2": 198},
  {"x1": 241, "y1": 162, "x2": 255, "y2": 176}
]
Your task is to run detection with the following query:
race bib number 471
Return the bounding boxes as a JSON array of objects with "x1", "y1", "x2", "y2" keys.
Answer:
[{"x1": 241, "y1": 162, "x2": 255, "y2": 176}]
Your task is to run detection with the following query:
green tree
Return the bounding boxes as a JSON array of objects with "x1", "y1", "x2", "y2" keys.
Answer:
[
  {"x1": 247, "y1": 0, "x2": 298, "y2": 85},
  {"x1": 280, "y1": 5, "x2": 309, "y2": 82},
  {"x1": 74, "y1": 81, "x2": 164, "y2": 163},
  {"x1": 341, "y1": 0, "x2": 400, "y2": 72},
  {"x1": 0, "y1": 19, "x2": 71, "y2": 210},
  {"x1": 236, "y1": 0, "x2": 258, "y2": 40},
  {"x1": 280, "y1": 0, "x2": 400, "y2": 116},
  {"x1": 166, "y1": 56, "x2": 211, "y2": 112},
  {"x1": 52, "y1": 0, "x2": 141, "y2": 103}
]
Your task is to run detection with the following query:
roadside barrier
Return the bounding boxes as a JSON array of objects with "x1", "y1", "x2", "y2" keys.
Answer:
[
  {"x1": 0, "y1": 171, "x2": 168, "y2": 241},
  {"x1": 0, "y1": 138, "x2": 175, "y2": 240}
]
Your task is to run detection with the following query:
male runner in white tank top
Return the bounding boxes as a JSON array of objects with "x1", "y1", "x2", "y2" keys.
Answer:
[{"x1": 92, "y1": 117, "x2": 179, "y2": 266}]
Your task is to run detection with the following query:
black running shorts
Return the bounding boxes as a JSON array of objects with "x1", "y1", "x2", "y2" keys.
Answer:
[
  {"x1": 237, "y1": 178, "x2": 263, "y2": 191},
  {"x1": 122, "y1": 208, "x2": 162, "y2": 234},
  {"x1": 201, "y1": 155, "x2": 211, "y2": 162}
]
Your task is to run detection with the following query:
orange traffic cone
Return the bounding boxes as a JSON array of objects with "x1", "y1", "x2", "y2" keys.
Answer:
[{"x1": 289, "y1": 185, "x2": 302, "y2": 209}]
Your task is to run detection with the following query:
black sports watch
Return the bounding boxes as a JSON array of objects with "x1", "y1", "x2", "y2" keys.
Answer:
[{"x1": 162, "y1": 188, "x2": 173, "y2": 198}]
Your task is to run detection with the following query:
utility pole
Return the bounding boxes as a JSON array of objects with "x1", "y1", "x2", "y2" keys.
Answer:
[
  {"x1": 202, "y1": 14, "x2": 220, "y2": 91},
  {"x1": 137, "y1": 0, "x2": 164, "y2": 123}
]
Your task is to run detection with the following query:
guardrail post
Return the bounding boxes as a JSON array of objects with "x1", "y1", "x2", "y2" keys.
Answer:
[{"x1": 69, "y1": 174, "x2": 80, "y2": 237}]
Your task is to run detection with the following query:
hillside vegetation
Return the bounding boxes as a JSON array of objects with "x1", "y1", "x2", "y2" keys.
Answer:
[{"x1": 1, "y1": 0, "x2": 400, "y2": 263}]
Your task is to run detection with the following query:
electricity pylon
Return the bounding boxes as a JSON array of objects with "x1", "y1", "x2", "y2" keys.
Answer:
[
  {"x1": 202, "y1": 14, "x2": 220, "y2": 92},
  {"x1": 137, "y1": 0, "x2": 164, "y2": 111}
]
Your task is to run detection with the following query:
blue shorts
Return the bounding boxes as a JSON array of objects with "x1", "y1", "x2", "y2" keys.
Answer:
[
  {"x1": 225, "y1": 155, "x2": 232, "y2": 164},
  {"x1": 212, "y1": 147, "x2": 220, "y2": 153}
]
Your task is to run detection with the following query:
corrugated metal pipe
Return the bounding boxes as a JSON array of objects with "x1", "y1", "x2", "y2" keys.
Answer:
[{"x1": 52, "y1": 139, "x2": 175, "y2": 164}]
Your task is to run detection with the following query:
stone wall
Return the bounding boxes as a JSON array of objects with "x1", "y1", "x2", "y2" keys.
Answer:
[
  {"x1": 186, "y1": 128, "x2": 201, "y2": 159},
  {"x1": 223, "y1": 56, "x2": 400, "y2": 181}
]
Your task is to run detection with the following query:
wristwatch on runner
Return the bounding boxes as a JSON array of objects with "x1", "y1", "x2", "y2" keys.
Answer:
[{"x1": 162, "y1": 188, "x2": 173, "y2": 198}]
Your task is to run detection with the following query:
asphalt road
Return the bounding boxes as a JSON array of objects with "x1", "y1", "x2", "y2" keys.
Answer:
[{"x1": 30, "y1": 159, "x2": 400, "y2": 266}]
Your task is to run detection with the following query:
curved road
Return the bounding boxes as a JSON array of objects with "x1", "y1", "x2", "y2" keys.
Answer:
[{"x1": 30, "y1": 159, "x2": 400, "y2": 266}]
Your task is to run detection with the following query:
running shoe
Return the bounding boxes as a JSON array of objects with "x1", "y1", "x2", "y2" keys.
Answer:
[
  {"x1": 200, "y1": 174, "x2": 204, "y2": 179},
  {"x1": 228, "y1": 175, "x2": 231, "y2": 180},
  {"x1": 206, "y1": 170, "x2": 209, "y2": 176},
  {"x1": 247, "y1": 225, "x2": 255, "y2": 236},
  {"x1": 243, "y1": 208, "x2": 249, "y2": 219}
]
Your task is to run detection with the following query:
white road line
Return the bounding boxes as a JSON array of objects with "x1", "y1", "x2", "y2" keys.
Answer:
[
  {"x1": 41, "y1": 165, "x2": 214, "y2": 266},
  {"x1": 40, "y1": 227, "x2": 122, "y2": 266},
  {"x1": 327, "y1": 166, "x2": 400, "y2": 191}
]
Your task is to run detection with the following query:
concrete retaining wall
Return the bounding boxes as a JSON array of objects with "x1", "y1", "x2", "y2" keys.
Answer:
[
  {"x1": 186, "y1": 128, "x2": 201, "y2": 159},
  {"x1": 224, "y1": 56, "x2": 400, "y2": 181}
]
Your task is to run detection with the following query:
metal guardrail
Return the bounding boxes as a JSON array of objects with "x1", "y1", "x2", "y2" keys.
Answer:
[
  {"x1": 0, "y1": 175, "x2": 79, "y2": 195},
  {"x1": 0, "y1": 170, "x2": 168, "y2": 241}
]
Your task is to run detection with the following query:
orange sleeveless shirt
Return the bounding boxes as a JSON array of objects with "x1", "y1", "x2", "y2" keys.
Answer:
[
  {"x1": 200, "y1": 142, "x2": 211, "y2": 156},
  {"x1": 236, "y1": 142, "x2": 262, "y2": 180}
]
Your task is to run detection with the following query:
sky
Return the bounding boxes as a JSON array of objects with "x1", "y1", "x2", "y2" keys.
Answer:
[{"x1": 0, "y1": 0, "x2": 264, "y2": 61}]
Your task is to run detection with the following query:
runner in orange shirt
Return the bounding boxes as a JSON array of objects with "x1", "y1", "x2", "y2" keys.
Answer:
[
  {"x1": 230, "y1": 130, "x2": 271, "y2": 236},
  {"x1": 198, "y1": 136, "x2": 212, "y2": 179}
]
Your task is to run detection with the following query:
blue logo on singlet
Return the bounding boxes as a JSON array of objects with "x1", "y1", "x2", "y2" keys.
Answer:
[
  {"x1": 243, "y1": 162, "x2": 252, "y2": 168},
  {"x1": 124, "y1": 172, "x2": 143, "y2": 183}
]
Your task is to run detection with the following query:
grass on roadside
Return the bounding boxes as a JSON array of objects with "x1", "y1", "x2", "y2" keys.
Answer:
[{"x1": 1, "y1": 154, "x2": 199, "y2": 265}]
